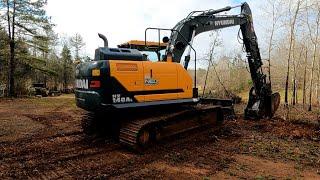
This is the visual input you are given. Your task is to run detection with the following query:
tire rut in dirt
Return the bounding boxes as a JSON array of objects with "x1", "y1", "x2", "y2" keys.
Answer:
[
  {"x1": 92, "y1": 128, "x2": 234, "y2": 179},
  {"x1": 1, "y1": 133, "x2": 121, "y2": 178}
]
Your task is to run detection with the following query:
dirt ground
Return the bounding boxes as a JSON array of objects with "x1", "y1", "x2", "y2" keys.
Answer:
[{"x1": 0, "y1": 95, "x2": 319, "y2": 179}]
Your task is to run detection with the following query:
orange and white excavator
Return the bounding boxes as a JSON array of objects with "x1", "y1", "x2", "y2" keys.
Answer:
[{"x1": 75, "y1": 2, "x2": 280, "y2": 149}]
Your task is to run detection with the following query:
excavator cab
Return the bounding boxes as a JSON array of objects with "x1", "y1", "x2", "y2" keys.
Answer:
[{"x1": 118, "y1": 40, "x2": 167, "y2": 61}]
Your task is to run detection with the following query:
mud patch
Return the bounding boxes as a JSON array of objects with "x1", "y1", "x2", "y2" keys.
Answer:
[
  {"x1": 146, "y1": 161, "x2": 209, "y2": 179},
  {"x1": 0, "y1": 116, "x2": 44, "y2": 142},
  {"x1": 213, "y1": 155, "x2": 320, "y2": 179},
  {"x1": 24, "y1": 112, "x2": 72, "y2": 122}
]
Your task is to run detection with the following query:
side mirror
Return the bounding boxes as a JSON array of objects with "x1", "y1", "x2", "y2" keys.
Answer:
[
  {"x1": 184, "y1": 55, "x2": 191, "y2": 69},
  {"x1": 162, "y1": 36, "x2": 169, "y2": 43},
  {"x1": 161, "y1": 55, "x2": 167, "y2": 61},
  {"x1": 175, "y1": 41, "x2": 185, "y2": 50}
]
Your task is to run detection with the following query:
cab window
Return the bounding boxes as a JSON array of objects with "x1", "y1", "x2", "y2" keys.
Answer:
[{"x1": 141, "y1": 50, "x2": 166, "y2": 62}]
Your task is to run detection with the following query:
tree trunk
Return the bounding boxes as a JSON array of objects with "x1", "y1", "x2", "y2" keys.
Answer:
[
  {"x1": 63, "y1": 62, "x2": 67, "y2": 91},
  {"x1": 202, "y1": 44, "x2": 215, "y2": 97},
  {"x1": 6, "y1": 0, "x2": 11, "y2": 97},
  {"x1": 292, "y1": 51, "x2": 296, "y2": 105},
  {"x1": 309, "y1": 44, "x2": 317, "y2": 111},
  {"x1": 303, "y1": 48, "x2": 307, "y2": 107},
  {"x1": 267, "y1": 7, "x2": 275, "y2": 86},
  {"x1": 285, "y1": 67, "x2": 290, "y2": 105},
  {"x1": 316, "y1": 61, "x2": 320, "y2": 106},
  {"x1": 285, "y1": 1, "x2": 300, "y2": 107},
  {"x1": 308, "y1": 10, "x2": 320, "y2": 111},
  {"x1": 309, "y1": 63, "x2": 315, "y2": 111},
  {"x1": 7, "y1": 0, "x2": 16, "y2": 97},
  {"x1": 43, "y1": 52, "x2": 47, "y2": 88},
  {"x1": 293, "y1": 49, "x2": 303, "y2": 105},
  {"x1": 292, "y1": 78, "x2": 296, "y2": 105},
  {"x1": 8, "y1": 40, "x2": 15, "y2": 97},
  {"x1": 296, "y1": 81, "x2": 298, "y2": 104}
]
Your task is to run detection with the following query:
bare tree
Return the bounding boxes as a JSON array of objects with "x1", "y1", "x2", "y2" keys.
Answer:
[
  {"x1": 302, "y1": 45, "x2": 308, "y2": 107},
  {"x1": 306, "y1": 1, "x2": 320, "y2": 111},
  {"x1": 202, "y1": 31, "x2": 222, "y2": 96},
  {"x1": 70, "y1": 33, "x2": 85, "y2": 61},
  {"x1": 285, "y1": 0, "x2": 302, "y2": 109},
  {"x1": 266, "y1": 0, "x2": 281, "y2": 86},
  {"x1": 6, "y1": 0, "x2": 16, "y2": 97},
  {"x1": 292, "y1": 48, "x2": 303, "y2": 105},
  {"x1": 1, "y1": 0, "x2": 52, "y2": 97}
]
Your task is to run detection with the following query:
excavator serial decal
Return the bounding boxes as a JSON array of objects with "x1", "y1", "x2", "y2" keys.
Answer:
[
  {"x1": 112, "y1": 94, "x2": 134, "y2": 103},
  {"x1": 215, "y1": 19, "x2": 235, "y2": 26},
  {"x1": 76, "y1": 79, "x2": 89, "y2": 89}
]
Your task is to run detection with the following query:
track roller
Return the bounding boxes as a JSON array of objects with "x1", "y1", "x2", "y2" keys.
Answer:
[{"x1": 119, "y1": 105, "x2": 224, "y2": 150}]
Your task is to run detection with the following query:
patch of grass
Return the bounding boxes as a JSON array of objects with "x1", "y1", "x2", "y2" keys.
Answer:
[
  {"x1": 239, "y1": 137, "x2": 320, "y2": 169},
  {"x1": 167, "y1": 150, "x2": 189, "y2": 164},
  {"x1": 290, "y1": 118, "x2": 319, "y2": 129},
  {"x1": 221, "y1": 158, "x2": 233, "y2": 169},
  {"x1": 254, "y1": 175, "x2": 265, "y2": 180},
  {"x1": 294, "y1": 163, "x2": 303, "y2": 171},
  {"x1": 27, "y1": 94, "x2": 77, "y2": 109},
  {"x1": 227, "y1": 170, "x2": 237, "y2": 176},
  {"x1": 254, "y1": 175, "x2": 276, "y2": 180},
  {"x1": 236, "y1": 164, "x2": 248, "y2": 171}
]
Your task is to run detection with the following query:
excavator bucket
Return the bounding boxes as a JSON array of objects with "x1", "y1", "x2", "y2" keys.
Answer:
[{"x1": 245, "y1": 88, "x2": 280, "y2": 119}]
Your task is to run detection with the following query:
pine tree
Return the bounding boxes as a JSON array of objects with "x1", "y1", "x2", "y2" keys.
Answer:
[
  {"x1": 0, "y1": 0, "x2": 53, "y2": 97},
  {"x1": 61, "y1": 44, "x2": 72, "y2": 91},
  {"x1": 0, "y1": 27, "x2": 9, "y2": 92}
]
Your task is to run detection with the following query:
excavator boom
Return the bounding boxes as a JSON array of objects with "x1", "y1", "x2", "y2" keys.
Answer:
[{"x1": 164, "y1": 2, "x2": 280, "y2": 119}]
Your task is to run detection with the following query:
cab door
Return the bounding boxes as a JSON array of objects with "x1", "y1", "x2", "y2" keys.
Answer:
[{"x1": 142, "y1": 61, "x2": 178, "y2": 101}]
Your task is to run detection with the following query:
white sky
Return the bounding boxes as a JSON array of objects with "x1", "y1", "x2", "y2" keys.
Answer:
[{"x1": 46, "y1": 0, "x2": 267, "y2": 63}]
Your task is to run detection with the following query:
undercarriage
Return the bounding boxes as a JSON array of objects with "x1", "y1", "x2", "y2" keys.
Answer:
[{"x1": 81, "y1": 98, "x2": 234, "y2": 150}]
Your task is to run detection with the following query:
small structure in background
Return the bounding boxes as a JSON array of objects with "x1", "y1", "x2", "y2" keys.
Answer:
[
  {"x1": 49, "y1": 89, "x2": 62, "y2": 96},
  {"x1": 0, "y1": 84, "x2": 6, "y2": 97},
  {"x1": 32, "y1": 83, "x2": 49, "y2": 97},
  {"x1": 30, "y1": 83, "x2": 62, "y2": 97}
]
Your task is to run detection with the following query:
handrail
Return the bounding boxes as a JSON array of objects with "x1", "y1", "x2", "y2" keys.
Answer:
[{"x1": 144, "y1": 27, "x2": 197, "y2": 89}]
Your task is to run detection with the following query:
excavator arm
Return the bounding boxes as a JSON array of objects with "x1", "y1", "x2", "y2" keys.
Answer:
[
  {"x1": 166, "y1": 2, "x2": 280, "y2": 119},
  {"x1": 169, "y1": 8, "x2": 244, "y2": 63}
]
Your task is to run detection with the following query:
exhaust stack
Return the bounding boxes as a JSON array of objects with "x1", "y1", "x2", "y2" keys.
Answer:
[{"x1": 98, "y1": 33, "x2": 108, "y2": 48}]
